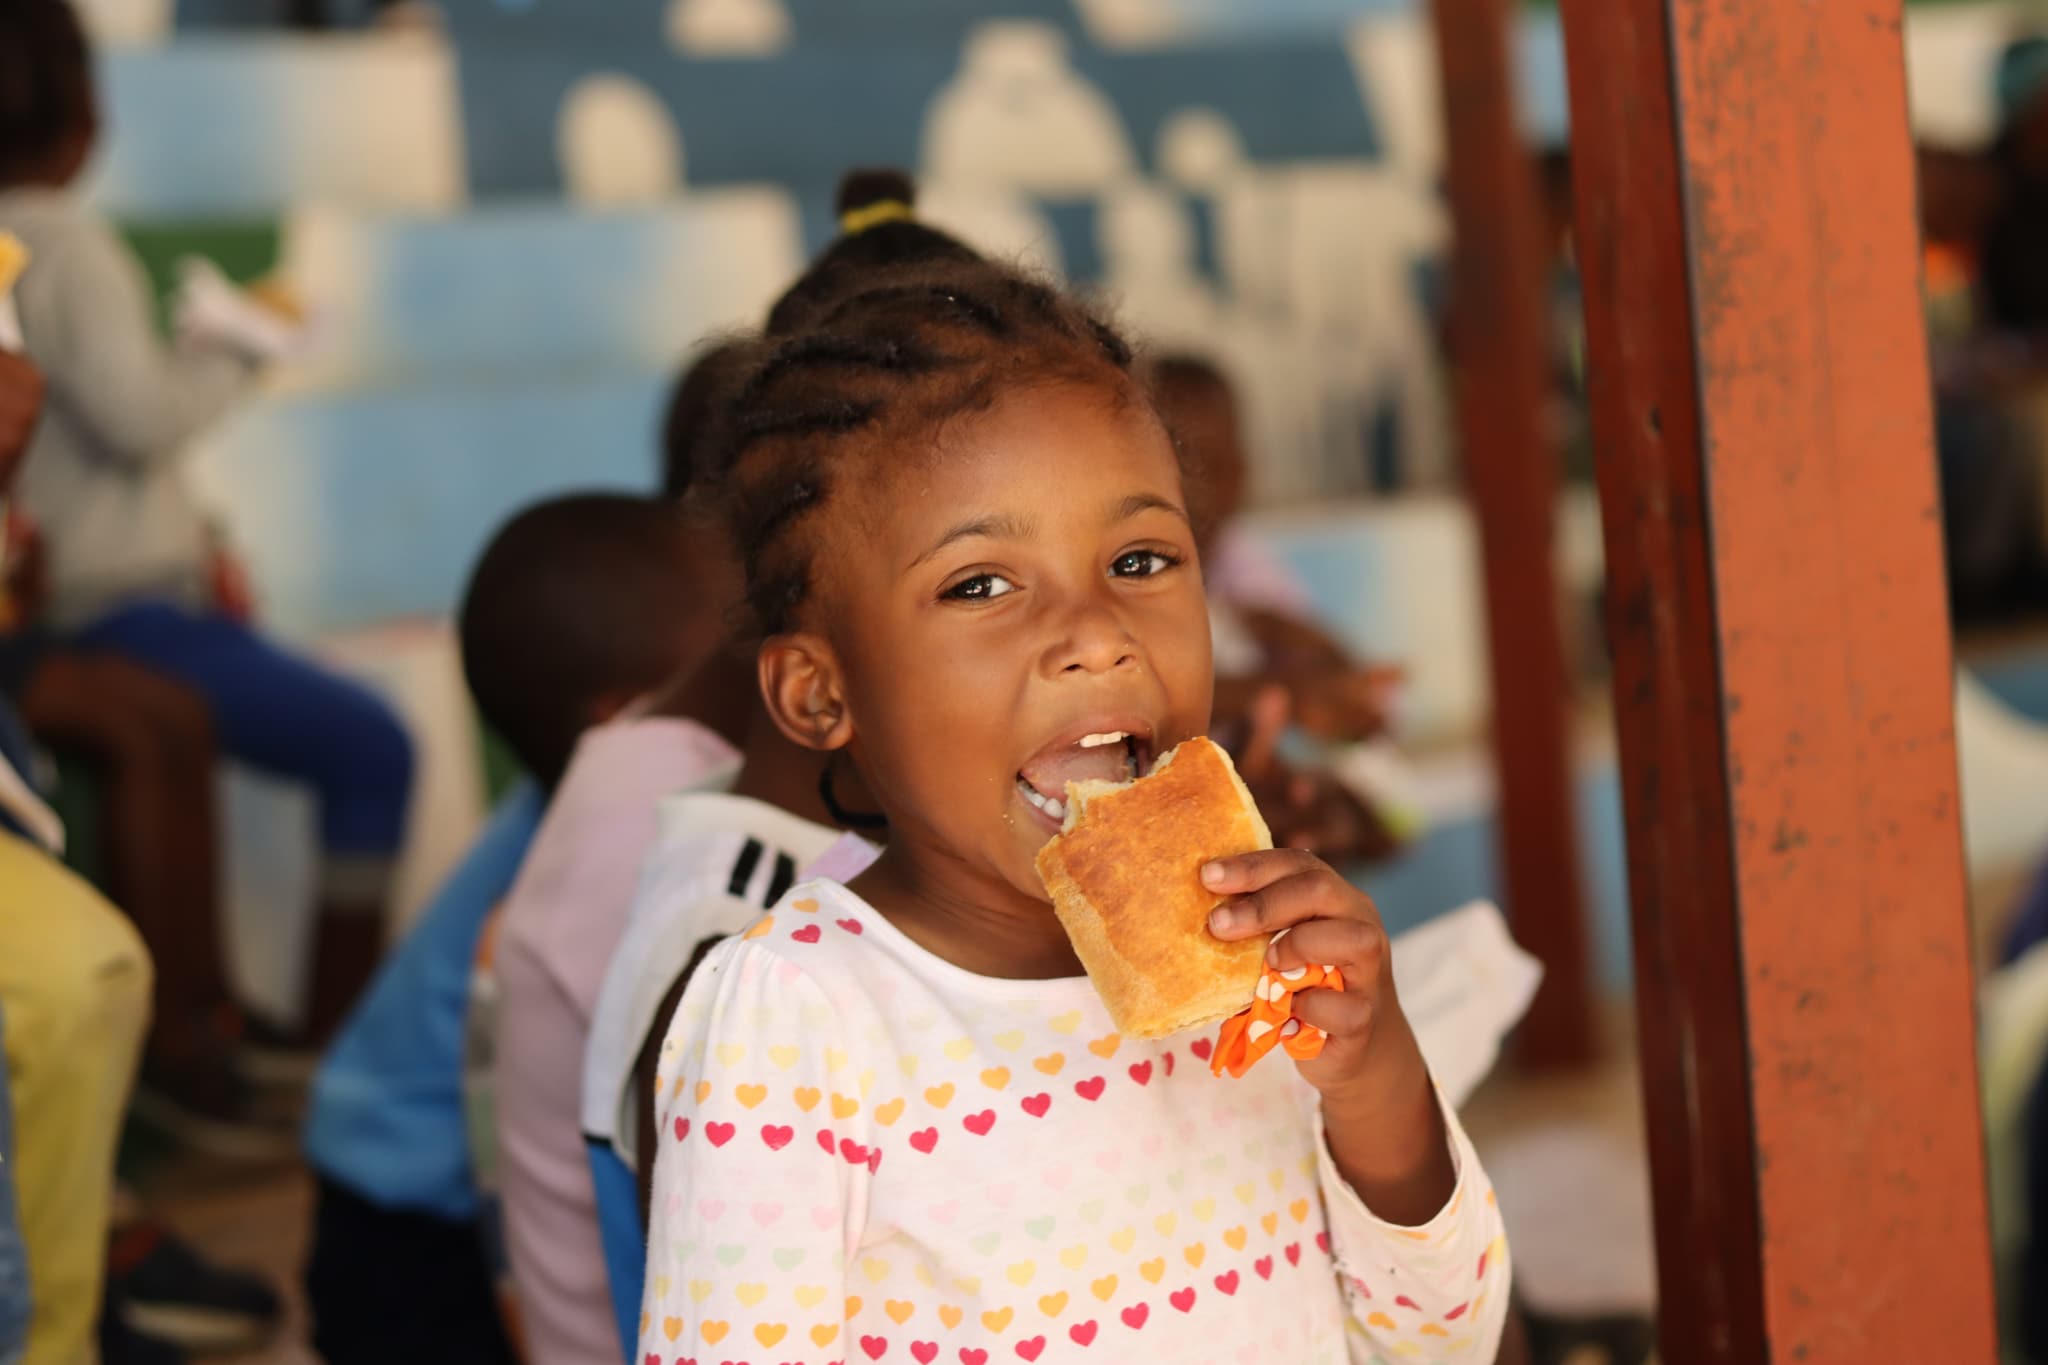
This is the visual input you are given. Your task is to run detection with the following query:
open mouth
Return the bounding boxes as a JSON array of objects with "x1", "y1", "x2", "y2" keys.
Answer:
[{"x1": 1016, "y1": 725, "x2": 1153, "y2": 829}]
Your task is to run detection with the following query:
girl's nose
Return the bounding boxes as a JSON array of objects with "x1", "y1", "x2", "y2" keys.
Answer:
[{"x1": 1043, "y1": 599, "x2": 1139, "y2": 677}]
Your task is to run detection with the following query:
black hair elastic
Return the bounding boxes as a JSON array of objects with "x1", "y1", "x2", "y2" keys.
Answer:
[{"x1": 819, "y1": 753, "x2": 889, "y2": 832}]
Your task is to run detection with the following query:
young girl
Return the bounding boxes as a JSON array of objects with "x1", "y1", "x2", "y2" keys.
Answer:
[{"x1": 636, "y1": 237, "x2": 1509, "y2": 1361}]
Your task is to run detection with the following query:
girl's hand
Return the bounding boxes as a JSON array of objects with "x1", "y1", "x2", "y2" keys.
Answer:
[
  {"x1": 1202, "y1": 848, "x2": 1455, "y2": 1223},
  {"x1": 1201, "y1": 848, "x2": 1406, "y2": 1095}
]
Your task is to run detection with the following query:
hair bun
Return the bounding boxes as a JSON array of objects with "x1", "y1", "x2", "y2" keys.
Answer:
[{"x1": 836, "y1": 168, "x2": 917, "y2": 217}]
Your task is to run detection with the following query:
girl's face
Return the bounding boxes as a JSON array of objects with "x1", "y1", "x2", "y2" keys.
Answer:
[{"x1": 792, "y1": 379, "x2": 1213, "y2": 908}]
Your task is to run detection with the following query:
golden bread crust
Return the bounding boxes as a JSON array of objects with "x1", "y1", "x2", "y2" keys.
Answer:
[{"x1": 1035, "y1": 737, "x2": 1272, "y2": 1038}]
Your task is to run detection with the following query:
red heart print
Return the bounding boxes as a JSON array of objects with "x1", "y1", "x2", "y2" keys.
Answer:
[
  {"x1": 1073, "y1": 1077, "x2": 1105, "y2": 1102},
  {"x1": 1169, "y1": 1287, "x2": 1196, "y2": 1313},
  {"x1": 817, "y1": 1129, "x2": 838, "y2": 1155},
  {"x1": 1213, "y1": 1270, "x2": 1239, "y2": 1296},
  {"x1": 963, "y1": 1109, "x2": 997, "y2": 1136},
  {"x1": 1394, "y1": 1295, "x2": 1421, "y2": 1311},
  {"x1": 837, "y1": 918, "x2": 864, "y2": 935},
  {"x1": 792, "y1": 924, "x2": 822, "y2": 944},
  {"x1": 674, "y1": 1117, "x2": 691, "y2": 1142},
  {"x1": 1444, "y1": 1302, "x2": 1470, "y2": 1321},
  {"x1": 1284, "y1": 1243, "x2": 1301, "y2": 1266},
  {"x1": 1069, "y1": 1321, "x2": 1097, "y2": 1347},
  {"x1": 645, "y1": 1355, "x2": 661, "y2": 1365},
  {"x1": 1120, "y1": 1303, "x2": 1148, "y2": 1330},
  {"x1": 1020, "y1": 1093, "x2": 1051, "y2": 1118},
  {"x1": 1161, "y1": 1052, "x2": 1175, "y2": 1076},
  {"x1": 1476, "y1": 1249, "x2": 1489, "y2": 1280},
  {"x1": 1189, "y1": 1038, "x2": 1213, "y2": 1061},
  {"x1": 867, "y1": 1147, "x2": 883, "y2": 1174},
  {"x1": 912, "y1": 1343, "x2": 939, "y2": 1364},
  {"x1": 959, "y1": 1352, "x2": 989, "y2": 1365},
  {"x1": 704, "y1": 1122, "x2": 735, "y2": 1148},
  {"x1": 1127, "y1": 1061, "x2": 1152, "y2": 1086},
  {"x1": 1254, "y1": 1256, "x2": 1273, "y2": 1280},
  {"x1": 1015, "y1": 1337, "x2": 1046, "y2": 1361},
  {"x1": 1315, "y1": 1232, "x2": 1331, "y2": 1255},
  {"x1": 760, "y1": 1125, "x2": 793, "y2": 1151},
  {"x1": 910, "y1": 1127, "x2": 939, "y2": 1154},
  {"x1": 861, "y1": 1336, "x2": 888, "y2": 1360},
  {"x1": 840, "y1": 1138, "x2": 869, "y2": 1165}
]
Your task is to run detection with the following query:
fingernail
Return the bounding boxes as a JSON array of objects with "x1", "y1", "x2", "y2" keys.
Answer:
[
  {"x1": 1200, "y1": 862, "x2": 1225, "y2": 888},
  {"x1": 1208, "y1": 907, "x2": 1236, "y2": 936}
]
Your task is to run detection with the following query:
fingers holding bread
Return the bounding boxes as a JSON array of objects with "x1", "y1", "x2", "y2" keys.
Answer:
[
  {"x1": 1201, "y1": 848, "x2": 1364, "y2": 940},
  {"x1": 1263, "y1": 915, "x2": 1386, "y2": 983}
]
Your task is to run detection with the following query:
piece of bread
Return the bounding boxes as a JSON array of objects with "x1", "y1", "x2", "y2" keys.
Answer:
[{"x1": 1036, "y1": 736, "x2": 1273, "y2": 1039}]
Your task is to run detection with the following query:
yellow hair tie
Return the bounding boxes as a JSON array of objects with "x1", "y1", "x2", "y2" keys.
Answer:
[{"x1": 839, "y1": 200, "x2": 914, "y2": 236}]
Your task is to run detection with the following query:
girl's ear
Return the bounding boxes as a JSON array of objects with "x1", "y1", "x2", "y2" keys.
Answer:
[{"x1": 758, "y1": 632, "x2": 854, "y2": 752}]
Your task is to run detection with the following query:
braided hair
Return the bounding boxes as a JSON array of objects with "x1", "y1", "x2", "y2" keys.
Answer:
[
  {"x1": 707, "y1": 176, "x2": 1144, "y2": 637},
  {"x1": 765, "y1": 169, "x2": 983, "y2": 337}
]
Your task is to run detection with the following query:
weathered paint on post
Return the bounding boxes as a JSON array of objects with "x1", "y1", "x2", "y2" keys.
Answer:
[
  {"x1": 1557, "y1": 0, "x2": 1997, "y2": 1358},
  {"x1": 1429, "y1": 0, "x2": 1596, "y2": 1068}
]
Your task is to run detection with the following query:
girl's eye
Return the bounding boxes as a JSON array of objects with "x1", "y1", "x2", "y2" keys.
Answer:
[
  {"x1": 1111, "y1": 550, "x2": 1179, "y2": 578},
  {"x1": 943, "y1": 572, "x2": 1018, "y2": 602}
]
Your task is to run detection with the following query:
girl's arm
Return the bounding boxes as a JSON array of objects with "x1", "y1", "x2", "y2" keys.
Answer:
[
  {"x1": 639, "y1": 936, "x2": 867, "y2": 1365},
  {"x1": 1315, "y1": 1086, "x2": 1511, "y2": 1362},
  {"x1": 31, "y1": 219, "x2": 254, "y2": 468},
  {"x1": 1202, "y1": 850, "x2": 1512, "y2": 1359}
]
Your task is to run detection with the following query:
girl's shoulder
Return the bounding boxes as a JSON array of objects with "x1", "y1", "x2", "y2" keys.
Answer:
[{"x1": 676, "y1": 879, "x2": 894, "y2": 1020}]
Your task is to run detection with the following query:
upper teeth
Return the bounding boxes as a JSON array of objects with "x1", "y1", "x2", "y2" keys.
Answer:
[{"x1": 1078, "y1": 732, "x2": 1129, "y2": 748}]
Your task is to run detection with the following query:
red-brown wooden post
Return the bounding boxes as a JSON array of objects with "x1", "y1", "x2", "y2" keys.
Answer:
[
  {"x1": 1429, "y1": 0, "x2": 1598, "y2": 1067},
  {"x1": 1556, "y1": 0, "x2": 1997, "y2": 1357}
]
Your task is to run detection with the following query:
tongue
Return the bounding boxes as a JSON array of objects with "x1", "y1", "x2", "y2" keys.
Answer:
[{"x1": 1019, "y1": 743, "x2": 1130, "y2": 800}]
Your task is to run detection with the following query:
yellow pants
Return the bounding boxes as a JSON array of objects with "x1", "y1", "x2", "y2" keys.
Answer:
[{"x1": 0, "y1": 833, "x2": 150, "y2": 1365}]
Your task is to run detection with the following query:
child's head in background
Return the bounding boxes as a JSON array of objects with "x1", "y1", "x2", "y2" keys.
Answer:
[
  {"x1": 0, "y1": 0, "x2": 96, "y2": 191},
  {"x1": 660, "y1": 339, "x2": 752, "y2": 502},
  {"x1": 1145, "y1": 353, "x2": 1245, "y2": 556},
  {"x1": 458, "y1": 492, "x2": 737, "y2": 791},
  {"x1": 701, "y1": 181, "x2": 1212, "y2": 923}
]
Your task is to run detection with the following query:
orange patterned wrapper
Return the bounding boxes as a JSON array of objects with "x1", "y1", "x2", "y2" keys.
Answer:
[{"x1": 1211, "y1": 962, "x2": 1345, "y2": 1078}]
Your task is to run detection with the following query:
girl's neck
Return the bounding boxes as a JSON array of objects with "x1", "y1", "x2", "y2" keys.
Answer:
[
  {"x1": 730, "y1": 727, "x2": 842, "y2": 834},
  {"x1": 852, "y1": 838, "x2": 1083, "y2": 981}
]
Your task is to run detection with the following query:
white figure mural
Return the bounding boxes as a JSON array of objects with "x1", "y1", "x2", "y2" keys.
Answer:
[
  {"x1": 917, "y1": 183, "x2": 1068, "y2": 278},
  {"x1": 1157, "y1": 107, "x2": 1248, "y2": 193},
  {"x1": 1069, "y1": 0, "x2": 1185, "y2": 50},
  {"x1": 666, "y1": 0, "x2": 793, "y2": 57},
  {"x1": 558, "y1": 73, "x2": 685, "y2": 207},
  {"x1": 922, "y1": 21, "x2": 1137, "y2": 194},
  {"x1": 69, "y1": 0, "x2": 170, "y2": 46},
  {"x1": 1097, "y1": 179, "x2": 1218, "y2": 342}
]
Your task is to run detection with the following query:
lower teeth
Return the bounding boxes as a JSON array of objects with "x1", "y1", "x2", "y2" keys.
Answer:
[{"x1": 1019, "y1": 780, "x2": 1066, "y2": 821}]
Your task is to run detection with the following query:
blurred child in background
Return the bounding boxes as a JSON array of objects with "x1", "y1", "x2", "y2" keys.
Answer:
[
  {"x1": 0, "y1": 0, "x2": 414, "y2": 1052},
  {"x1": 0, "y1": 327, "x2": 152, "y2": 1365},
  {"x1": 485, "y1": 492, "x2": 750, "y2": 1364},
  {"x1": 302, "y1": 492, "x2": 742, "y2": 1364},
  {"x1": 1147, "y1": 353, "x2": 1413, "y2": 864}
]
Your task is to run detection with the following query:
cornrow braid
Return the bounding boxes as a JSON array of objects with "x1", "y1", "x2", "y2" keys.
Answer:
[{"x1": 711, "y1": 257, "x2": 1144, "y2": 636}]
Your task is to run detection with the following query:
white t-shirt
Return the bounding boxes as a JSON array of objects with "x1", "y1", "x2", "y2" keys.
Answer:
[
  {"x1": 638, "y1": 879, "x2": 1512, "y2": 1363},
  {"x1": 583, "y1": 791, "x2": 844, "y2": 1171}
]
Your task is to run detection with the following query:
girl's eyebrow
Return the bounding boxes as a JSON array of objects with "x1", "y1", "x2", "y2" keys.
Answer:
[
  {"x1": 1111, "y1": 492, "x2": 1191, "y2": 524},
  {"x1": 910, "y1": 511, "x2": 1035, "y2": 568}
]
